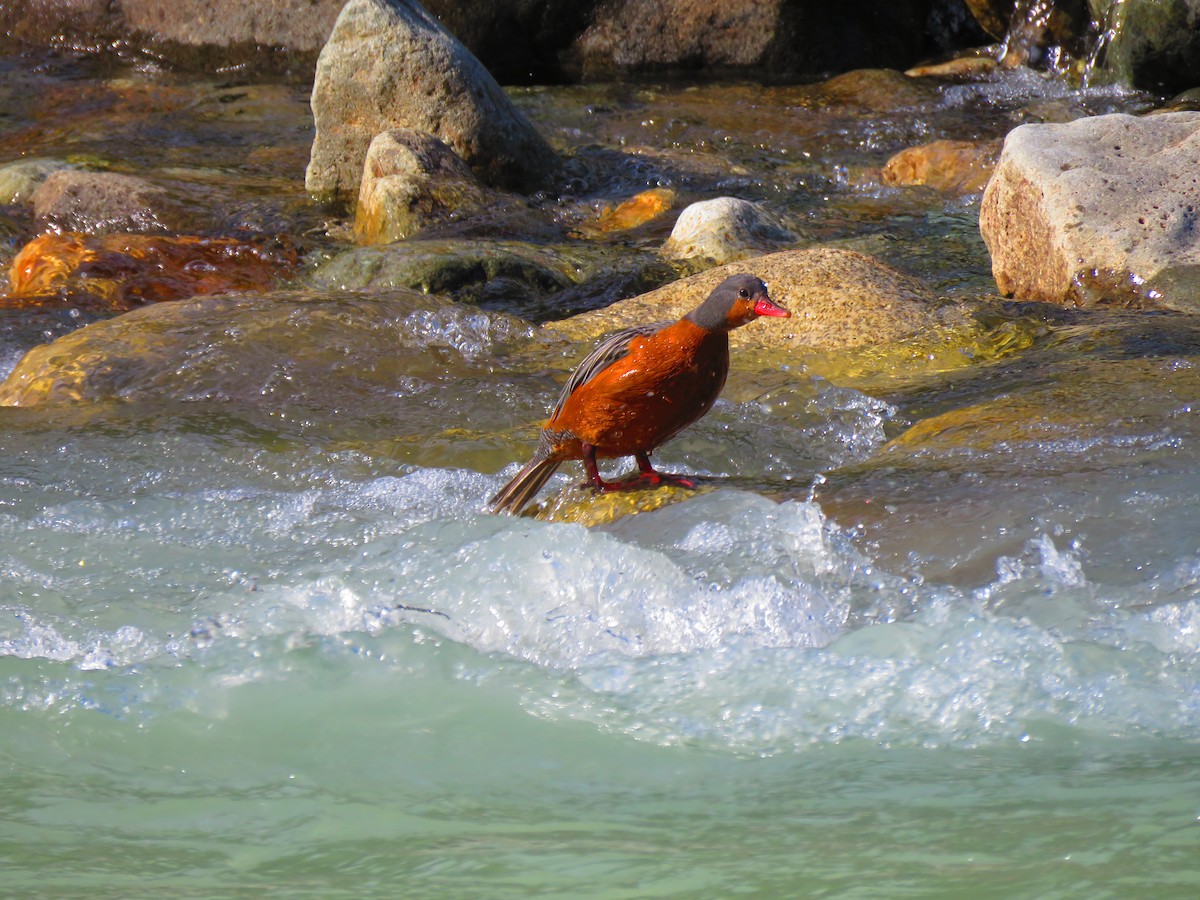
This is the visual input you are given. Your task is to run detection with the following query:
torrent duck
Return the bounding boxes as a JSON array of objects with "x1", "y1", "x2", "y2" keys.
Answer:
[{"x1": 489, "y1": 273, "x2": 790, "y2": 514}]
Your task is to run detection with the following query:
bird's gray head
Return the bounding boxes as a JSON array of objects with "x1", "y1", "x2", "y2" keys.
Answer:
[{"x1": 685, "y1": 274, "x2": 790, "y2": 331}]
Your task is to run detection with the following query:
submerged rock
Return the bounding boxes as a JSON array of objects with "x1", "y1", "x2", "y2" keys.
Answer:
[
  {"x1": 306, "y1": 0, "x2": 559, "y2": 201},
  {"x1": 311, "y1": 239, "x2": 574, "y2": 301},
  {"x1": 536, "y1": 479, "x2": 710, "y2": 526},
  {"x1": 32, "y1": 170, "x2": 178, "y2": 235},
  {"x1": 0, "y1": 158, "x2": 75, "y2": 205},
  {"x1": 583, "y1": 188, "x2": 677, "y2": 235},
  {"x1": 0, "y1": 288, "x2": 528, "y2": 407},
  {"x1": 980, "y1": 112, "x2": 1200, "y2": 311},
  {"x1": 4, "y1": 232, "x2": 298, "y2": 313},
  {"x1": 545, "y1": 247, "x2": 966, "y2": 353},
  {"x1": 307, "y1": 237, "x2": 673, "y2": 319},
  {"x1": 882, "y1": 139, "x2": 1000, "y2": 194},
  {"x1": 662, "y1": 197, "x2": 796, "y2": 264},
  {"x1": 814, "y1": 68, "x2": 937, "y2": 111}
]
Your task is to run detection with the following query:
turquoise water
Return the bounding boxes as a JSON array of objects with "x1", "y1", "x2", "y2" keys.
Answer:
[{"x1": 2, "y1": 355, "x2": 1199, "y2": 895}]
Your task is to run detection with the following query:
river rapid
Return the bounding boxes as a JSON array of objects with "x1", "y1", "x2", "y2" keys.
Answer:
[{"x1": 1, "y1": 53, "x2": 1198, "y2": 896}]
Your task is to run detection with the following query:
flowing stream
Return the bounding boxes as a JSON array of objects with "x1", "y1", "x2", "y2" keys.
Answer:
[{"x1": 1, "y1": 53, "x2": 1198, "y2": 896}]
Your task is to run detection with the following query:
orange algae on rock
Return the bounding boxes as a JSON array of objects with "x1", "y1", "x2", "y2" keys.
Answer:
[
  {"x1": 4, "y1": 232, "x2": 299, "y2": 311},
  {"x1": 585, "y1": 188, "x2": 677, "y2": 235}
]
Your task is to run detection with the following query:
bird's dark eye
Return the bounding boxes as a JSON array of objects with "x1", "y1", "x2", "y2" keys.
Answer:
[{"x1": 738, "y1": 288, "x2": 749, "y2": 298}]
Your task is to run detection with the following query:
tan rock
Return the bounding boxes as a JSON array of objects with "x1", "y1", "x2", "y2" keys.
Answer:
[
  {"x1": 815, "y1": 69, "x2": 936, "y2": 112},
  {"x1": 544, "y1": 247, "x2": 960, "y2": 353},
  {"x1": 980, "y1": 112, "x2": 1200, "y2": 310},
  {"x1": 905, "y1": 56, "x2": 999, "y2": 80},
  {"x1": 881, "y1": 139, "x2": 1000, "y2": 194},
  {"x1": 353, "y1": 129, "x2": 494, "y2": 245},
  {"x1": 32, "y1": 170, "x2": 177, "y2": 235}
]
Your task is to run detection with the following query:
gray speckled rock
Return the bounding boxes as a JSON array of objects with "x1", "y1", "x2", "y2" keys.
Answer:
[
  {"x1": 980, "y1": 112, "x2": 1200, "y2": 310},
  {"x1": 661, "y1": 197, "x2": 796, "y2": 264},
  {"x1": 305, "y1": 0, "x2": 559, "y2": 201}
]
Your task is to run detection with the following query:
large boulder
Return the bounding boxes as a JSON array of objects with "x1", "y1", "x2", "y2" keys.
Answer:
[
  {"x1": 544, "y1": 247, "x2": 966, "y2": 352},
  {"x1": 980, "y1": 112, "x2": 1200, "y2": 311},
  {"x1": 118, "y1": 0, "x2": 344, "y2": 54},
  {"x1": 575, "y1": 0, "x2": 980, "y2": 79},
  {"x1": 305, "y1": 0, "x2": 559, "y2": 201},
  {"x1": 0, "y1": 0, "x2": 345, "y2": 76}
]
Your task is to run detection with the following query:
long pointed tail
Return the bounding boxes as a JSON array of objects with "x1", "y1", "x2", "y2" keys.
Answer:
[{"x1": 488, "y1": 456, "x2": 563, "y2": 515}]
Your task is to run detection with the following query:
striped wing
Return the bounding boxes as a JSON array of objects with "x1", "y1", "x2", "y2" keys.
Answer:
[{"x1": 550, "y1": 321, "x2": 667, "y2": 420}]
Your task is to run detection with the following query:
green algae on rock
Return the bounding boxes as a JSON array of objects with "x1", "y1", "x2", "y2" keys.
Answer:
[{"x1": 306, "y1": 237, "x2": 676, "y2": 320}]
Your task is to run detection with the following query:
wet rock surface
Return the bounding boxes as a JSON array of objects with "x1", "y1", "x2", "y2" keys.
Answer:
[
  {"x1": 308, "y1": 238, "x2": 674, "y2": 320},
  {"x1": 32, "y1": 170, "x2": 180, "y2": 235},
  {"x1": 353, "y1": 130, "x2": 501, "y2": 245},
  {"x1": 0, "y1": 288, "x2": 529, "y2": 408},
  {"x1": 4, "y1": 232, "x2": 299, "y2": 313}
]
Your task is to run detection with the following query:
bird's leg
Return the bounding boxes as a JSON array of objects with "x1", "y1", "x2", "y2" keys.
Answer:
[
  {"x1": 581, "y1": 443, "x2": 618, "y2": 492},
  {"x1": 634, "y1": 451, "x2": 695, "y2": 489},
  {"x1": 580, "y1": 446, "x2": 697, "y2": 493}
]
